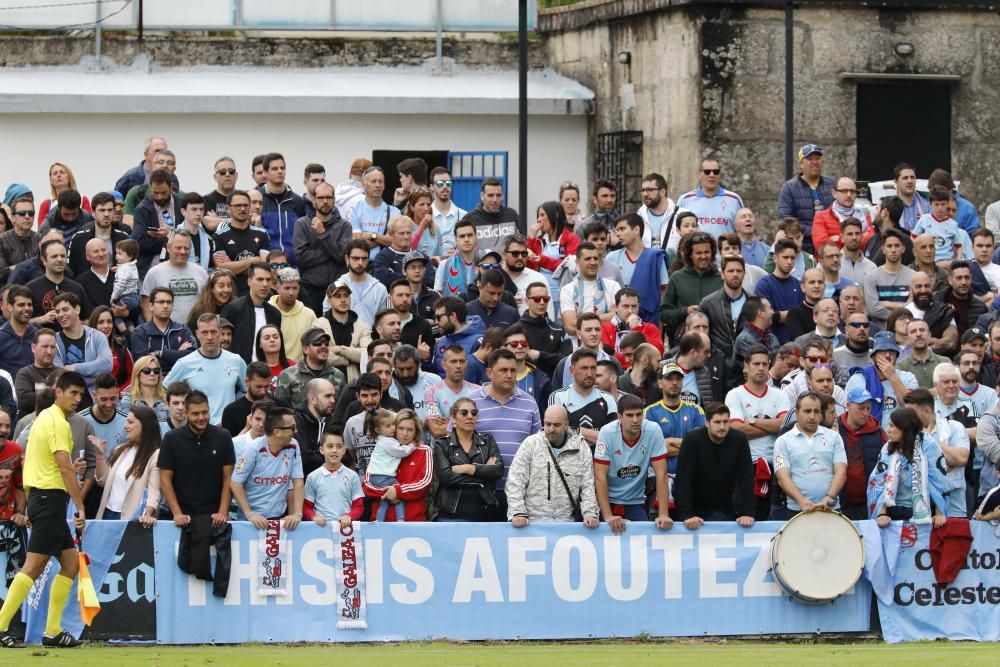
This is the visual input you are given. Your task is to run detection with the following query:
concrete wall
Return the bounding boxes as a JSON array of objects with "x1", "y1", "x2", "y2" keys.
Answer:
[
  {"x1": 0, "y1": 112, "x2": 588, "y2": 216},
  {"x1": 541, "y1": 2, "x2": 1000, "y2": 232},
  {"x1": 0, "y1": 32, "x2": 546, "y2": 69},
  {"x1": 544, "y1": 7, "x2": 701, "y2": 210}
]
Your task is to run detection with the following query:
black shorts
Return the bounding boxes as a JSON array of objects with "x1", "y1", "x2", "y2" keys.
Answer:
[{"x1": 26, "y1": 489, "x2": 74, "y2": 557}]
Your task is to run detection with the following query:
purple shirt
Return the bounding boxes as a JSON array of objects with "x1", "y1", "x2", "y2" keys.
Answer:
[{"x1": 469, "y1": 386, "x2": 541, "y2": 489}]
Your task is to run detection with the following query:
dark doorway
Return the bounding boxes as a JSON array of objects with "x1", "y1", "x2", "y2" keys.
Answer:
[
  {"x1": 856, "y1": 82, "x2": 951, "y2": 182},
  {"x1": 371, "y1": 150, "x2": 450, "y2": 207}
]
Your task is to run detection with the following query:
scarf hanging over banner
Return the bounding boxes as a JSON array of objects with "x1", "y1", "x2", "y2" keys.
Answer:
[
  {"x1": 332, "y1": 521, "x2": 367, "y2": 630},
  {"x1": 256, "y1": 520, "x2": 288, "y2": 596}
]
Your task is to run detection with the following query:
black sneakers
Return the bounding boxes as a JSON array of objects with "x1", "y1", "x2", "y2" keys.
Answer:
[
  {"x1": 0, "y1": 631, "x2": 25, "y2": 649},
  {"x1": 41, "y1": 631, "x2": 82, "y2": 648}
]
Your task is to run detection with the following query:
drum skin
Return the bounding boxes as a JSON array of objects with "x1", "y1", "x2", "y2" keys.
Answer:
[{"x1": 769, "y1": 508, "x2": 865, "y2": 604}]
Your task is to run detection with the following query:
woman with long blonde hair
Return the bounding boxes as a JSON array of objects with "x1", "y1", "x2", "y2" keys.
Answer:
[
  {"x1": 119, "y1": 354, "x2": 169, "y2": 425},
  {"x1": 37, "y1": 162, "x2": 92, "y2": 220}
]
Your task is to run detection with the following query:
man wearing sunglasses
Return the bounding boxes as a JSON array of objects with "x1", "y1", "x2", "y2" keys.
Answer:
[
  {"x1": 432, "y1": 297, "x2": 486, "y2": 375},
  {"x1": 429, "y1": 167, "x2": 466, "y2": 257},
  {"x1": 501, "y1": 235, "x2": 549, "y2": 316},
  {"x1": 675, "y1": 159, "x2": 744, "y2": 240},
  {"x1": 202, "y1": 157, "x2": 238, "y2": 227},
  {"x1": 781, "y1": 337, "x2": 834, "y2": 403},
  {"x1": 213, "y1": 191, "x2": 272, "y2": 297},
  {"x1": 517, "y1": 282, "x2": 571, "y2": 379},
  {"x1": 0, "y1": 197, "x2": 39, "y2": 285},
  {"x1": 834, "y1": 312, "x2": 874, "y2": 384}
]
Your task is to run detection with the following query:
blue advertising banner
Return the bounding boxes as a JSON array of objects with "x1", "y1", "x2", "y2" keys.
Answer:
[
  {"x1": 876, "y1": 520, "x2": 1000, "y2": 643},
  {"x1": 153, "y1": 521, "x2": 871, "y2": 644}
]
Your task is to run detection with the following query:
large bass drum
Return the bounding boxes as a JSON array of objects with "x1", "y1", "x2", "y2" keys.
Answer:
[{"x1": 769, "y1": 507, "x2": 864, "y2": 604}]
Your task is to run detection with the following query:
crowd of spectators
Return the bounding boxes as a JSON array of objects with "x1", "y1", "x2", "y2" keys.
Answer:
[{"x1": 2, "y1": 139, "x2": 999, "y2": 535}]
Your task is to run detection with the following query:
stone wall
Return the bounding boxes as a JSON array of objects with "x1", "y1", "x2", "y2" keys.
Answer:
[
  {"x1": 541, "y1": 1, "x2": 1000, "y2": 233},
  {"x1": 0, "y1": 32, "x2": 546, "y2": 69}
]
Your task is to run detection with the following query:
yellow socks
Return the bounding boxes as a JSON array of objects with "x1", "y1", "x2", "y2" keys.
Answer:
[
  {"x1": 44, "y1": 574, "x2": 74, "y2": 637},
  {"x1": 0, "y1": 572, "x2": 34, "y2": 632}
]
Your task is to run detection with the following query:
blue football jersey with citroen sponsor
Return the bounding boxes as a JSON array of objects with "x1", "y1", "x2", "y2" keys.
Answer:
[
  {"x1": 231, "y1": 435, "x2": 304, "y2": 520},
  {"x1": 644, "y1": 400, "x2": 705, "y2": 474},
  {"x1": 594, "y1": 420, "x2": 667, "y2": 505}
]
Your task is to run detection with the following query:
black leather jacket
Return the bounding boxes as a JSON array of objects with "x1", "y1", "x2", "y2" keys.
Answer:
[{"x1": 432, "y1": 430, "x2": 504, "y2": 519}]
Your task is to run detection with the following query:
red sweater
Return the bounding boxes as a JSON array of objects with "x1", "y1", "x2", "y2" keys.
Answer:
[
  {"x1": 526, "y1": 228, "x2": 580, "y2": 272},
  {"x1": 811, "y1": 206, "x2": 874, "y2": 250},
  {"x1": 363, "y1": 444, "x2": 434, "y2": 521},
  {"x1": 600, "y1": 320, "x2": 664, "y2": 366}
]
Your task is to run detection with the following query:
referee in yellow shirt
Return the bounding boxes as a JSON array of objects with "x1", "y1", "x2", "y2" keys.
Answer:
[{"x1": 0, "y1": 371, "x2": 87, "y2": 649}]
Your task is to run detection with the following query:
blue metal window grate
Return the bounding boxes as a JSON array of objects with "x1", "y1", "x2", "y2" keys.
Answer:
[{"x1": 448, "y1": 151, "x2": 508, "y2": 213}]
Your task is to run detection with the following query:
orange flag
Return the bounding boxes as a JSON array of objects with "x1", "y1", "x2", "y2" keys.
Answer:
[{"x1": 77, "y1": 552, "x2": 101, "y2": 626}]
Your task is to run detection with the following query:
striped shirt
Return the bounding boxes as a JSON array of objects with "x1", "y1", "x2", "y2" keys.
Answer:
[{"x1": 469, "y1": 386, "x2": 541, "y2": 488}]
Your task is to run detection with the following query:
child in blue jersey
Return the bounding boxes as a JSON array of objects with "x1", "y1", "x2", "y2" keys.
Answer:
[
  {"x1": 364, "y1": 409, "x2": 416, "y2": 521},
  {"x1": 593, "y1": 394, "x2": 673, "y2": 532},
  {"x1": 912, "y1": 185, "x2": 969, "y2": 263},
  {"x1": 304, "y1": 429, "x2": 363, "y2": 528}
]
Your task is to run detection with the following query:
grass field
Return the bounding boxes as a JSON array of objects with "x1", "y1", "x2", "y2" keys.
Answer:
[{"x1": 13, "y1": 641, "x2": 1000, "y2": 666}]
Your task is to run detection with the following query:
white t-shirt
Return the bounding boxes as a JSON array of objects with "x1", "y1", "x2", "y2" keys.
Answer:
[
  {"x1": 252, "y1": 306, "x2": 266, "y2": 361},
  {"x1": 559, "y1": 278, "x2": 621, "y2": 317},
  {"x1": 140, "y1": 261, "x2": 208, "y2": 326},
  {"x1": 979, "y1": 261, "x2": 1000, "y2": 292},
  {"x1": 106, "y1": 447, "x2": 137, "y2": 513},
  {"x1": 725, "y1": 384, "x2": 792, "y2": 463}
]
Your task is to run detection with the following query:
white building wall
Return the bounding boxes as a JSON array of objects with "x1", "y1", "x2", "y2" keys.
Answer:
[{"x1": 0, "y1": 112, "x2": 588, "y2": 218}]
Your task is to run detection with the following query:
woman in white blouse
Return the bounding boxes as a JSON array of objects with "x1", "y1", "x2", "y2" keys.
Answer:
[{"x1": 94, "y1": 404, "x2": 161, "y2": 525}]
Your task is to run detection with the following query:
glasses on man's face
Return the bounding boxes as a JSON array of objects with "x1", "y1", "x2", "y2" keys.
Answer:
[
  {"x1": 114, "y1": 203, "x2": 125, "y2": 210},
  {"x1": 702, "y1": 169, "x2": 721, "y2": 176},
  {"x1": 846, "y1": 322, "x2": 870, "y2": 329},
  {"x1": 348, "y1": 255, "x2": 368, "y2": 263},
  {"x1": 433, "y1": 179, "x2": 453, "y2": 188},
  {"x1": 216, "y1": 169, "x2": 237, "y2": 176},
  {"x1": 434, "y1": 312, "x2": 447, "y2": 321},
  {"x1": 229, "y1": 202, "x2": 250, "y2": 209},
  {"x1": 806, "y1": 355, "x2": 829, "y2": 364},
  {"x1": 479, "y1": 263, "x2": 500, "y2": 271},
  {"x1": 12, "y1": 210, "x2": 34, "y2": 218},
  {"x1": 140, "y1": 367, "x2": 161, "y2": 376},
  {"x1": 640, "y1": 187, "x2": 663, "y2": 193},
  {"x1": 529, "y1": 295, "x2": 551, "y2": 304},
  {"x1": 456, "y1": 408, "x2": 479, "y2": 417},
  {"x1": 271, "y1": 262, "x2": 289, "y2": 270},
  {"x1": 506, "y1": 340, "x2": 529, "y2": 349},
  {"x1": 506, "y1": 250, "x2": 528, "y2": 258},
  {"x1": 273, "y1": 424, "x2": 296, "y2": 432}
]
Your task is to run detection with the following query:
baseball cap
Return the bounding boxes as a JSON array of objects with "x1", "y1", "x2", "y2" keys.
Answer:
[
  {"x1": 109, "y1": 190, "x2": 125, "y2": 202},
  {"x1": 403, "y1": 250, "x2": 429, "y2": 268},
  {"x1": 660, "y1": 362, "x2": 684, "y2": 378},
  {"x1": 847, "y1": 387, "x2": 874, "y2": 405},
  {"x1": 871, "y1": 330, "x2": 900, "y2": 354},
  {"x1": 3, "y1": 183, "x2": 31, "y2": 207},
  {"x1": 798, "y1": 143, "x2": 823, "y2": 161},
  {"x1": 328, "y1": 279, "x2": 352, "y2": 296},
  {"x1": 301, "y1": 327, "x2": 331, "y2": 347},
  {"x1": 961, "y1": 327, "x2": 987, "y2": 345},
  {"x1": 478, "y1": 249, "x2": 503, "y2": 264},
  {"x1": 218, "y1": 317, "x2": 234, "y2": 331}
]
